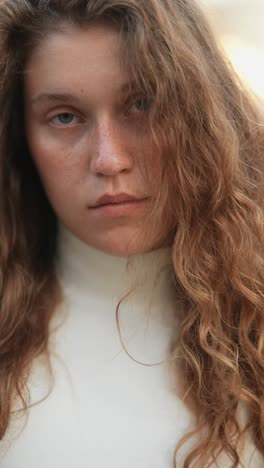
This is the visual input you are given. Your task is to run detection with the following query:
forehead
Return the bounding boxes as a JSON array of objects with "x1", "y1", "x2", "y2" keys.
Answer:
[{"x1": 24, "y1": 22, "x2": 130, "y2": 100}]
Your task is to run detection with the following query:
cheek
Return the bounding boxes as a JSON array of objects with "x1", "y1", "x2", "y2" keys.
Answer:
[
  {"x1": 27, "y1": 131, "x2": 84, "y2": 201},
  {"x1": 140, "y1": 144, "x2": 163, "y2": 192}
]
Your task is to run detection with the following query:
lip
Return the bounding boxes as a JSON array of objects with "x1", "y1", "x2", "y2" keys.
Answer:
[
  {"x1": 89, "y1": 199, "x2": 148, "y2": 217},
  {"x1": 90, "y1": 192, "x2": 147, "y2": 208},
  {"x1": 89, "y1": 193, "x2": 149, "y2": 217}
]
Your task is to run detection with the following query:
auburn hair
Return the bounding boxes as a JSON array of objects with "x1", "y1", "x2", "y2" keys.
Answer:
[{"x1": 0, "y1": 0, "x2": 263, "y2": 466}]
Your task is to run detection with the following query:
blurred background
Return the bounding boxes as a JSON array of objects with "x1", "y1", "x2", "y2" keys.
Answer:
[{"x1": 200, "y1": 0, "x2": 264, "y2": 102}]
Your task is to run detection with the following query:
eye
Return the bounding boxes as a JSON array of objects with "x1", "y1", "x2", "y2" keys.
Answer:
[
  {"x1": 128, "y1": 96, "x2": 152, "y2": 114},
  {"x1": 51, "y1": 112, "x2": 80, "y2": 126}
]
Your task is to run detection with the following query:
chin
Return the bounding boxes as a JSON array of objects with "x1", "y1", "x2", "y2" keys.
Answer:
[{"x1": 66, "y1": 223, "x2": 156, "y2": 257}]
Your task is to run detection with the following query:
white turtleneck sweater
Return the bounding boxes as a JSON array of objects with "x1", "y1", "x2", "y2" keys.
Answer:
[{"x1": 0, "y1": 223, "x2": 263, "y2": 468}]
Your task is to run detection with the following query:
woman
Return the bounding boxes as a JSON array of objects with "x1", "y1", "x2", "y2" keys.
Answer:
[{"x1": 0, "y1": 0, "x2": 263, "y2": 466}]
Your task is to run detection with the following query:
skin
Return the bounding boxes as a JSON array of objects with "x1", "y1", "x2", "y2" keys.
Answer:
[{"x1": 24, "y1": 22, "x2": 164, "y2": 256}]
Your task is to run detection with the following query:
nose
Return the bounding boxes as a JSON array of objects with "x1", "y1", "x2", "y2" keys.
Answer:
[{"x1": 89, "y1": 117, "x2": 133, "y2": 177}]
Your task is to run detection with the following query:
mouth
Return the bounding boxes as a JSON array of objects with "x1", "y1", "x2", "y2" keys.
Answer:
[
  {"x1": 89, "y1": 198, "x2": 149, "y2": 217},
  {"x1": 91, "y1": 193, "x2": 147, "y2": 208}
]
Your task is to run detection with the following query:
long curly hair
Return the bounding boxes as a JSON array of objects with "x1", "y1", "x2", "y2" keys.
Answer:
[{"x1": 0, "y1": 0, "x2": 263, "y2": 466}]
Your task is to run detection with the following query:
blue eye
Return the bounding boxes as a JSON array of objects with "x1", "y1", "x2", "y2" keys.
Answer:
[{"x1": 51, "y1": 113, "x2": 79, "y2": 126}]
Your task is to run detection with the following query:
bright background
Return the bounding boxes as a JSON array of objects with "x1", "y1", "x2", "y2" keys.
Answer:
[{"x1": 200, "y1": 0, "x2": 264, "y2": 101}]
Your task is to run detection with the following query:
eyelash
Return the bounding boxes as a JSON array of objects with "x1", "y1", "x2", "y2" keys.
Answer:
[
  {"x1": 126, "y1": 96, "x2": 152, "y2": 115},
  {"x1": 49, "y1": 96, "x2": 151, "y2": 127},
  {"x1": 51, "y1": 113, "x2": 81, "y2": 126}
]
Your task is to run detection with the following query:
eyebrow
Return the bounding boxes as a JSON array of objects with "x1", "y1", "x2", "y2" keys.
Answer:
[{"x1": 30, "y1": 81, "x2": 138, "y2": 106}]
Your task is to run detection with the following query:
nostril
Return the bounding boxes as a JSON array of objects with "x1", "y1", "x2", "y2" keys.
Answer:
[{"x1": 90, "y1": 150, "x2": 133, "y2": 176}]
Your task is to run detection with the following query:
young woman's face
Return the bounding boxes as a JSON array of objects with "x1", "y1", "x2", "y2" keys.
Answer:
[{"x1": 24, "y1": 22, "x2": 164, "y2": 256}]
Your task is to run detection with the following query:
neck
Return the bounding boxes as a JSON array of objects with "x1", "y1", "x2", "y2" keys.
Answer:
[
  {"x1": 55, "y1": 222, "x2": 180, "y2": 364},
  {"x1": 55, "y1": 222, "x2": 174, "y2": 300}
]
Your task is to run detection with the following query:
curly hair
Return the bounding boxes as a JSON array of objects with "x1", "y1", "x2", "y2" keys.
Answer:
[{"x1": 0, "y1": 0, "x2": 263, "y2": 466}]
